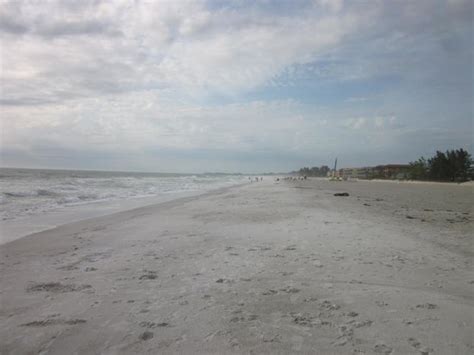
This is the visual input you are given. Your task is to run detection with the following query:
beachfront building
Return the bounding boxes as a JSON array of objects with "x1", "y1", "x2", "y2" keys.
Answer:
[
  {"x1": 337, "y1": 164, "x2": 410, "y2": 180},
  {"x1": 381, "y1": 164, "x2": 410, "y2": 179},
  {"x1": 339, "y1": 168, "x2": 359, "y2": 180}
]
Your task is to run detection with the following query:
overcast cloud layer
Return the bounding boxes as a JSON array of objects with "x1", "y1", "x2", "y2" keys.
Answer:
[{"x1": 1, "y1": 0, "x2": 472, "y2": 173}]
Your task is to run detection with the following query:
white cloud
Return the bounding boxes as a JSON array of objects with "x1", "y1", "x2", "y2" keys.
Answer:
[
  {"x1": 346, "y1": 96, "x2": 368, "y2": 103},
  {"x1": 0, "y1": 0, "x2": 365, "y2": 104},
  {"x1": 2, "y1": 92, "x2": 322, "y2": 155},
  {"x1": 315, "y1": 0, "x2": 344, "y2": 13},
  {"x1": 374, "y1": 115, "x2": 398, "y2": 129},
  {"x1": 343, "y1": 117, "x2": 367, "y2": 130},
  {"x1": 0, "y1": 0, "x2": 472, "y2": 171},
  {"x1": 342, "y1": 115, "x2": 400, "y2": 131}
]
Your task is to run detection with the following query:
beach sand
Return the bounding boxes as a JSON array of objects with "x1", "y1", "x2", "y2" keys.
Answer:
[{"x1": 0, "y1": 179, "x2": 472, "y2": 354}]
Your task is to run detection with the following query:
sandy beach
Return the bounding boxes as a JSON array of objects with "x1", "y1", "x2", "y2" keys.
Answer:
[{"x1": 0, "y1": 178, "x2": 472, "y2": 354}]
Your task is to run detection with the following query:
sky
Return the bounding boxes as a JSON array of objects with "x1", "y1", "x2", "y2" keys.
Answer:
[{"x1": 0, "y1": 0, "x2": 472, "y2": 173}]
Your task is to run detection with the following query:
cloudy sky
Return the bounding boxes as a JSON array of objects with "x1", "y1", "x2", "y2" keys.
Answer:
[{"x1": 0, "y1": 0, "x2": 472, "y2": 173}]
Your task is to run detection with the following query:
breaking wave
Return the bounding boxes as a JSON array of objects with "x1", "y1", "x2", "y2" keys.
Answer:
[{"x1": 0, "y1": 168, "x2": 245, "y2": 221}]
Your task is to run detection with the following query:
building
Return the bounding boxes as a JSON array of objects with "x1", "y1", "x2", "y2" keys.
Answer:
[
  {"x1": 337, "y1": 164, "x2": 410, "y2": 180},
  {"x1": 381, "y1": 164, "x2": 410, "y2": 179}
]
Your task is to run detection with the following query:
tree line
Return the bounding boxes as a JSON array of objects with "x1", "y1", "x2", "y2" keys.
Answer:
[
  {"x1": 296, "y1": 148, "x2": 472, "y2": 182},
  {"x1": 409, "y1": 148, "x2": 472, "y2": 182}
]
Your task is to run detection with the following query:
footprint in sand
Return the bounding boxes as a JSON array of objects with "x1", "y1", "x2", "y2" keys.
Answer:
[
  {"x1": 319, "y1": 300, "x2": 340, "y2": 311},
  {"x1": 262, "y1": 334, "x2": 281, "y2": 343},
  {"x1": 346, "y1": 311, "x2": 358, "y2": 317},
  {"x1": 262, "y1": 289, "x2": 278, "y2": 295},
  {"x1": 415, "y1": 303, "x2": 438, "y2": 310},
  {"x1": 409, "y1": 338, "x2": 433, "y2": 354},
  {"x1": 139, "y1": 331, "x2": 154, "y2": 341},
  {"x1": 21, "y1": 318, "x2": 86, "y2": 327},
  {"x1": 139, "y1": 271, "x2": 158, "y2": 280},
  {"x1": 216, "y1": 278, "x2": 234, "y2": 284},
  {"x1": 280, "y1": 286, "x2": 300, "y2": 294},
  {"x1": 292, "y1": 313, "x2": 323, "y2": 327},
  {"x1": 139, "y1": 321, "x2": 169, "y2": 328},
  {"x1": 26, "y1": 282, "x2": 92, "y2": 293},
  {"x1": 312, "y1": 260, "x2": 324, "y2": 267},
  {"x1": 374, "y1": 343, "x2": 393, "y2": 354},
  {"x1": 351, "y1": 320, "x2": 373, "y2": 328},
  {"x1": 229, "y1": 314, "x2": 258, "y2": 323},
  {"x1": 333, "y1": 336, "x2": 349, "y2": 346}
]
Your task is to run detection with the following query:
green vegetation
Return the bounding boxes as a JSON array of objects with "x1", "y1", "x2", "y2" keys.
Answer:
[
  {"x1": 297, "y1": 149, "x2": 472, "y2": 182},
  {"x1": 409, "y1": 148, "x2": 472, "y2": 182},
  {"x1": 408, "y1": 157, "x2": 429, "y2": 180}
]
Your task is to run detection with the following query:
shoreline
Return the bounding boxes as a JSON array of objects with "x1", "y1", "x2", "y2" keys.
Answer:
[
  {"x1": 0, "y1": 183, "x2": 248, "y2": 246},
  {"x1": 1, "y1": 179, "x2": 472, "y2": 354}
]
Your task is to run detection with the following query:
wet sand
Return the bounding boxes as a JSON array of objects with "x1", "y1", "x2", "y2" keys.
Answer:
[{"x1": 0, "y1": 179, "x2": 472, "y2": 354}]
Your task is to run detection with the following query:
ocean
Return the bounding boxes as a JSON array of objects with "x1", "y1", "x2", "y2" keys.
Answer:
[
  {"x1": 0, "y1": 168, "x2": 246, "y2": 221},
  {"x1": 0, "y1": 168, "x2": 246, "y2": 243}
]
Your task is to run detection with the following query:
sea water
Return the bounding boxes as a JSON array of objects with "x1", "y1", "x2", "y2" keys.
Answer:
[{"x1": 0, "y1": 168, "x2": 246, "y2": 243}]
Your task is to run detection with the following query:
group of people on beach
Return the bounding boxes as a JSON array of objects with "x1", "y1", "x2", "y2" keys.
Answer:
[
  {"x1": 281, "y1": 176, "x2": 307, "y2": 181},
  {"x1": 250, "y1": 176, "x2": 309, "y2": 183}
]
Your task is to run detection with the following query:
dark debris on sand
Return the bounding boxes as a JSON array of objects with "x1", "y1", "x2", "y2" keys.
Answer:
[{"x1": 139, "y1": 331, "x2": 154, "y2": 341}]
